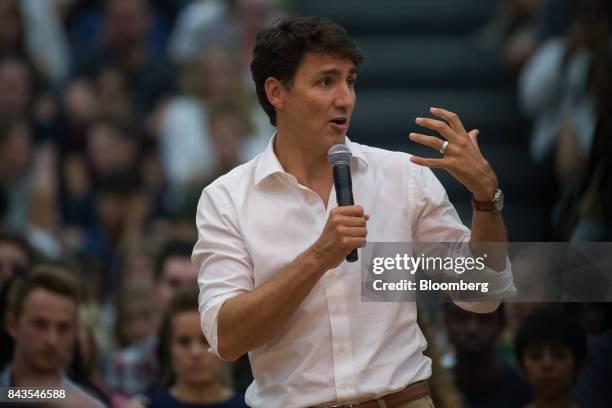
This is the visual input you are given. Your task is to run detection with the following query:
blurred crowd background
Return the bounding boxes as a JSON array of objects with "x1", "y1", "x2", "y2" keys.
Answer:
[{"x1": 0, "y1": 0, "x2": 610, "y2": 407}]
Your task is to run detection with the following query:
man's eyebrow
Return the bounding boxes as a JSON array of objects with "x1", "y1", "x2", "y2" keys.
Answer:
[{"x1": 316, "y1": 67, "x2": 358, "y2": 76}]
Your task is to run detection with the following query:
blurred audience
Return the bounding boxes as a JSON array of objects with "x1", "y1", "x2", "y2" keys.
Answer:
[
  {"x1": 19, "y1": 0, "x2": 73, "y2": 86},
  {"x1": 167, "y1": 0, "x2": 227, "y2": 64},
  {"x1": 0, "y1": 0, "x2": 26, "y2": 61},
  {"x1": 444, "y1": 303, "x2": 531, "y2": 408},
  {"x1": 74, "y1": 0, "x2": 174, "y2": 117},
  {"x1": 418, "y1": 306, "x2": 463, "y2": 408},
  {"x1": 573, "y1": 303, "x2": 612, "y2": 408},
  {"x1": 474, "y1": 0, "x2": 542, "y2": 73},
  {"x1": 514, "y1": 307, "x2": 586, "y2": 408},
  {"x1": 534, "y1": 0, "x2": 572, "y2": 42},
  {"x1": 127, "y1": 285, "x2": 246, "y2": 407},
  {"x1": 0, "y1": 232, "x2": 36, "y2": 370},
  {"x1": 0, "y1": 58, "x2": 35, "y2": 120},
  {"x1": 105, "y1": 280, "x2": 158, "y2": 397},
  {"x1": 0, "y1": 118, "x2": 33, "y2": 233},
  {"x1": 517, "y1": 0, "x2": 611, "y2": 239},
  {"x1": 519, "y1": 0, "x2": 609, "y2": 168},
  {"x1": 154, "y1": 240, "x2": 199, "y2": 322},
  {"x1": 78, "y1": 171, "x2": 151, "y2": 294},
  {"x1": 159, "y1": 46, "x2": 271, "y2": 214},
  {"x1": 168, "y1": 0, "x2": 284, "y2": 74},
  {"x1": 0, "y1": 116, "x2": 62, "y2": 257},
  {"x1": 72, "y1": 304, "x2": 123, "y2": 407},
  {"x1": 499, "y1": 302, "x2": 550, "y2": 366},
  {"x1": 559, "y1": 46, "x2": 612, "y2": 240}
]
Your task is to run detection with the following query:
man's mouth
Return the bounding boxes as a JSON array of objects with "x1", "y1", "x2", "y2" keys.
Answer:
[{"x1": 328, "y1": 117, "x2": 348, "y2": 130}]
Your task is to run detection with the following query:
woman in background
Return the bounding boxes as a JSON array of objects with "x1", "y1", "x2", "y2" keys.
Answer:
[{"x1": 127, "y1": 284, "x2": 245, "y2": 407}]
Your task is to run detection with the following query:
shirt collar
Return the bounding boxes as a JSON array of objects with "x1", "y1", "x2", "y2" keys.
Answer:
[
  {"x1": 0, "y1": 364, "x2": 69, "y2": 387},
  {"x1": 254, "y1": 133, "x2": 370, "y2": 187}
]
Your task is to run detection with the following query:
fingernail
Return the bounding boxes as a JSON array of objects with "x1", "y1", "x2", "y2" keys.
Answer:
[
  {"x1": 430, "y1": 107, "x2": 437, "y2": 111},
  {"x1": 409, "y1": 133, "x2": 415, "y2": 138},
  {"x1": 415, "y1": 117, "x2": 422, "y2": 122}
]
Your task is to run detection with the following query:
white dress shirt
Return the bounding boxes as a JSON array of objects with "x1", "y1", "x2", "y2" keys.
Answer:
[{"x1": 193, "y1": 135, "x2": 515, "y2": 407}]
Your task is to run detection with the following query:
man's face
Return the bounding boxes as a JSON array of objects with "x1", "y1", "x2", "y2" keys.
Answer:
[
  {"x1": 279, "y1": 53, "x2": 357, "y2": 155},
  {"x1": 199, "y1": 49, "x2": 238, "y2": 102},
  {"x1": 521, "y1": 341, "x2": 578, "y2": 399},
  {"x1": 210, "y1": 113, "x2": 243, "y2": 167},
  {"x1": 0, "y1": 0, "x2": 22, "y2": 50},
  {"x1": 106, "y1": 0, "x2": 149, "y2": 48},
  {"x1": 7, "y1": 289, "x2": 77, "y2": 375},
  {"x1": 157, "y1": 256, "x2": 198, "y2": 314},
  {"x1": 0, "y1": 60, "x2": 31, "y2": 116},
  {"x1": 445, "y1": 305, "x2": 503, "y2": 355},
  {"x1": 87, "y1": 123, "x2": 135, "y2": 176},
  {"x1": 0, "y1": 121, "x2": 32, "y2": 184}
]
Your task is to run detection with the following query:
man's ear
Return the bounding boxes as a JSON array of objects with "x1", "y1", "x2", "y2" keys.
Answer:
[
  {"x1": 264, "y1": 77, "x2": 285, "y2": 110},
  {"x1": 6, "y1": 312, "x2": 18, "y2": 339}
]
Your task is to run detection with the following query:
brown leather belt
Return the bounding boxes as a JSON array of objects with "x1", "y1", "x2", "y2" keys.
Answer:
[{"x1": 313, "y1": 380, "x2": 430, "y2": 408}]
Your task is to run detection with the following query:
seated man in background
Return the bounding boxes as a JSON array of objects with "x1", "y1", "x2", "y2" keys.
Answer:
[
  {"x1": 155, "y1": 240, "x2": 200, "y2": 324},
  {"x1": 2, "y1": 264, "x2": 105, "y2": 407},
  {"x1": 445, "y1": 302, "x2": 531, "y2": 408}
]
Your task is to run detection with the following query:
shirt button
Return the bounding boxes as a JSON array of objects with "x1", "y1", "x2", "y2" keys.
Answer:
[
  {"x1": 329, "y1": 270, "x2": 337, "y2": 277},
  {"x1": 337, "y1": 344, "x2": 346, "y2": 353}
]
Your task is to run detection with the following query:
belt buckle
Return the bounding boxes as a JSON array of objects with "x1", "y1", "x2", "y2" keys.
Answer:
[{"x1": 323, "y1": 404, "x2": 360, "y2": 408}]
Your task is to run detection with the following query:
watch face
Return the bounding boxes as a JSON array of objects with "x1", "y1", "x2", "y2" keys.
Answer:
[{"x1": 494, "y1": 189, "x2": 504, "y2": 212}]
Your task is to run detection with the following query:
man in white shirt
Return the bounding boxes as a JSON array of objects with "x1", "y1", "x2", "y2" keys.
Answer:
[{"x1": 193, "y1": 16, "x2": 515, "y2": 408}]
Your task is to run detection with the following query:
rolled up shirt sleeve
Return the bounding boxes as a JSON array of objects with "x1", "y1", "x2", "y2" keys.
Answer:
[
  {"x1": 410, "y1": 163, "x2": 472, "y2": 243},
  {"x1": 410, "y1": 162, "x2": 516, "y2": 313},
  {"x1": 454, "y1": 256, "x2": 516, "y2": 314},
  {"x1": 192, "y1": 187, "x2": 253, "y2": 358}
]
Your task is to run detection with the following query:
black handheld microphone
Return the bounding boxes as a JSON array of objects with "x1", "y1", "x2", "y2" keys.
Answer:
[{"x1": 327, "y1": 144, "x2": 358, "y2": 263}]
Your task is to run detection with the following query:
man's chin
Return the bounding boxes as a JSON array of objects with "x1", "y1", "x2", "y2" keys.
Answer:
[
  {"x1": 326, "y1": 131, "x2": 347, "y2": 145},
  {"x1": 32, "y1": 357, "x2": 63, "y2": 374}
]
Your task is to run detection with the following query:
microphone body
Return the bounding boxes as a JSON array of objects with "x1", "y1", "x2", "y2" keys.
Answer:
[
  {"x1": 328, "y1": 145, "x2": 358, "y2": 262},
  {"x1": 332, "y1": 165, "x2": 354, "y2": 207}
]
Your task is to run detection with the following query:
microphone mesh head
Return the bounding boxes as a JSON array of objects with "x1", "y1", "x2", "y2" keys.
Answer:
[{"x1": 327, "y1": 144, "x2": 352, "y2": 166}]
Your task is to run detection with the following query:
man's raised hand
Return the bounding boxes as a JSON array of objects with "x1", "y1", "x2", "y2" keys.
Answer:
[{"x1": 409, "y1": 107, "x2": 497, "y2": 201}]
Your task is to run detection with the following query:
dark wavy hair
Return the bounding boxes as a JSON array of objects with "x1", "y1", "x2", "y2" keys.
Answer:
[
  {"x1": 514, "y1": 308, "x2": 587, "y2": 370},
  {"x1": 250, "y1": 16, "x2": 364, "y2": 126}
]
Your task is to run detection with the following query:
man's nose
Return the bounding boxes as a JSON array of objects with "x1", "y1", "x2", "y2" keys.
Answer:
[
  {"x1": 333, "y1": 83, "x2": 354, "y2": 109},
  {"x1": 540, "y1": 350, "x2": 555, "y2": 369},
  {"x1": 465, "y1": 318, "x2": 481, "y2": 333},
  {"x1": 45, "y1": 328, "x2": 60, "y2": 346}
]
